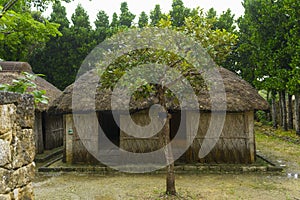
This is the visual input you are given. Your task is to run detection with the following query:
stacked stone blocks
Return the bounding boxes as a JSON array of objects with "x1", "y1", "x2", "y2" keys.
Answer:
[{"x1": 0, "y1": 92, "x2": 35, "y2": 200}]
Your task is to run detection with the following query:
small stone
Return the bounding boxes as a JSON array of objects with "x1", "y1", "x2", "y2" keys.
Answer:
[
  {"x1": 16, "y1": 95, "x2": 34, "y2": 129},
  {"x1": 0, "y1": 168, "x2": 11, "y2": 194},
  {"x1": 17, "y1": 183, "x2": 35, "y2": 200},
  {"x1": 0, "y1": 194, "x2": 11, "y2": 200},
  {"x1": 0, "y1": 104, "x2": 16, "y2": 143},
  {"x1": 11, "y1": 129, "x2": 35, "y2": 169},
  {"x1": 10, "y1": 162, "x2": 35, "y2": 189},
  {"x1": 0, "y1": 140, "x2": 11, "y2": 167}
]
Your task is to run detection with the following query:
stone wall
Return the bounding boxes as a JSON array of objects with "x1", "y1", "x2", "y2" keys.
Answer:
[{"x1": 0, "y1": 92, "x2": 35, "y2": 200}]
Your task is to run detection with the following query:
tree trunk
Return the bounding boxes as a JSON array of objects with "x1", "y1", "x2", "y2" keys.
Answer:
[
  {"x1": 295, "y1": 93, "x2": 300, "y2": 135},
  {"x1": 157, "y1": 85, "x2": 176, "y2": 195},
  {"x1": 164, "y1": 114, "x2": 176, "y2": 195},
  {"x1": 287, "y1": 94, "x2": 293, "y2": 130},
  {"x1": 271, "y1": 92, "x2": 278, "y2": 129},
  {"x1": 266, "y1": 91, "x2": 271, "y2": 122},
  {"x1": 280, "y1": 90, "x2": 288, "y2": 131},
  {"x1": 279, "y1": 92, "x2": 283, "y2": 127}
]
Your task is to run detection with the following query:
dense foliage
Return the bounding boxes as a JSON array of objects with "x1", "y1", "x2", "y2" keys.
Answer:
[{"x1": 1, "y1": 0, "x2": 299, "y2": 132}]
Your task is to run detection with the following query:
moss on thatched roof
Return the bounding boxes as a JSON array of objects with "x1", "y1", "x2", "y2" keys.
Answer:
[
  {"x1": 49, "y1": 67, "x2": 269, "y2": 114},
  {"x1": 0, "y1": 61, "x2": 62, "y2": 111}
]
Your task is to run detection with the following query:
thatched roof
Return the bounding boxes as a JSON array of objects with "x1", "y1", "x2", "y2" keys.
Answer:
[
  {"x1": 49, "y1": 67, "x2": 269, "y2": 114},
  {"x1": 0, "y1": 61, "x2": 62, "y2": 111}
]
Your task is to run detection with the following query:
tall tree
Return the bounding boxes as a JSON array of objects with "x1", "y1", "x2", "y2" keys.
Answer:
[
  {"x1": 95, "y1": 10, "x2": 109, "y2": 30},
  {"x1": 119, "y1": 2, "x2": 135, "y2": 27},
  {"x1": 150, "y1": 4, "x2": 163, "y2": 26},
  {"x1": 286, "y1": 0, "x2": 300, "y2": 134},
  {"x1": 71, "y1": 4, "x2": 91, "y2": 29},
  {"x1": 153, "y1": 9, "x2": 237, "y2": 194},
  {"x1": 95, "y1": 8, "x2": 237, "y2": 195},
  {"x1": 68, "y1": 4, "x2": 95, "y2": 85},
  {"x1": 94, "y1": 10, "x2": 110, "y2": 43},
  {"x1": 29, "y1": 1, "x2": 72, "y2": 89},
  {"x1": 138, "y1": 11, "x2": 148, "y2": 28},
  {"x1": 215, "y1": 9, "x2": 236, "y2": 32},
  {"x1": 169, "y1": 0, "x2": 190, "y2": 27},
  {"x1": 236, "y1": 16, "x2": 257, "y2": 84},
  {"x1": 49, "y1": 1, "x2": 69, "y2": 30},
  {"x1": 110, "y1": 12, "x2": 119, "y2": 27},
  {"x1": 31, "y1": 3, "x2": 96, "y2": 90},
  {"x1": 206, "y1": 8, "x2": 217, "y2": 20},
  {"x1": 212, "y1": 9, "x2": 237, "y2": 69},
  {"x1": 235, "y1": 0, "x2": 300, "y2": 131}
]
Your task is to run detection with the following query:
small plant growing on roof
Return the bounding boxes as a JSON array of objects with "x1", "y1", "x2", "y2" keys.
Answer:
[{"x1": 0, "y1": 69, "x2": 49, "y2": 106}]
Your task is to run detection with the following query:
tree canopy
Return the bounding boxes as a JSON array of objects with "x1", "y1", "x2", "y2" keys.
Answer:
[
  {"x1": 0, "y1": 0, "x2": 61, "y2": 61},
  {"x1": 2, "y1": 0, "x2": 298, "y2": 133}
]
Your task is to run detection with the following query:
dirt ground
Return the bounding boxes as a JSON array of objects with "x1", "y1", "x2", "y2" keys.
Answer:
[{"x1": 33, "y1": 129, "x2": 300, "y2": 200}]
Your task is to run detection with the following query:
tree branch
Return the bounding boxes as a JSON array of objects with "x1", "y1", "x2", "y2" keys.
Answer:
[{"x1": 0, "y1": 0, "x2": 19, "y2": 18}]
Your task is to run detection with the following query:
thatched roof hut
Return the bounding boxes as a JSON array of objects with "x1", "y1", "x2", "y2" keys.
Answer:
[
  {"x1": 50, "y1": 67, "x2": 268, "y2": 114},
  {"x1": 0, "y1": 61, "x2": 63, "y2": 154},
  {"x1": 49, "y1": 67, "x2": 269, "y2": 165},
  {"x1": 0, "y1": 61, "x2": 61, "y2": 111}
]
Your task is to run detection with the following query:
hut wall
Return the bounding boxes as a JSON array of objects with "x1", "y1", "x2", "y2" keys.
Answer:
[
  {"x1": 64, "y1": 114, "x2": 73, "y2": 163},
  {"x1": 34, "y1": 111, "x2": 44, "y2": 154},
  {"x1": 64, "y1": 113, "x2": 99, "y2": 164},
  {"x1": 119, "y1": 110, "x2": 255, "y2": 164},
  {"x1": 188, "y1": 111, "x2": 255, "y2": 164},
  {"x1": 120, "y1": 110, "x2": 164, "y2": 153}
]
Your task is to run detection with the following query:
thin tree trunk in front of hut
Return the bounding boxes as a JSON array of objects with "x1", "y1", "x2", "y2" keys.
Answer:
[
  {"x1": 280, "y1": 90, "x2": 288, "y2": 131},
  {"x1": 295, "y1": 93, "x2": 300, "y2": 135},
  {"x1": 157, "y1": 85, "x2": 176, "y2": 196},
  {"x1": 164, "y1": 114, "x2": 176, "y2": 195},
  {"x1": 266, "y1": 91, "x2": 271, "y2": 122},
  {"x1": 287, "y1": 94, "x2": 293, "y2": 130},
  {"x1": 271, "y1": 92, "x2": 278, "y2": 129}
]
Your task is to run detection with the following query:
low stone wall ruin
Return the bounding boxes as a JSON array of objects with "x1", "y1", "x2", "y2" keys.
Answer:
[{"x1": 0, "y1": 92, "x2": 35, "y2": 200}]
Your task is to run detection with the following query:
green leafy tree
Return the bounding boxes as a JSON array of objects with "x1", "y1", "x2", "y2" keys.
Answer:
[
  {"x1": 119, "y1": 2, "x2": 135, "y2": 27},
  {"x1": 110, "y1": 12, "x2": 119, "y2": 28},
  {"x1": 97, "y1": 9, "x2": 237, "y2": 195},
  {"x1": 30, "y1": 3, "x2": 96, "y2": 90},
  {"x1": 169, "y1": 0, "x2": 190, "y2": 27},
  {"x1": 109, "y1": 12, "x2": 120, "y2": 35},
  {"x1": 172, "y1": 9, "x2": 238, "y2": 65},
  {"x1": 234, "y1": 0, "x2": 300, "y2": 131},
  {"x1": 49, "y1": 1, "x2": 69, "y2": 30},
  {"x1": 71, "y1": 4, "x2": 91, "y2": 29},
  {"x1": 138, "y1": 11, "x2": 148, "y2": 28},
  {"x1": 98, "y1": 43, "x2": 198, "y2": 197},
  {"x1": 215, "y1": 9, "x2": 236, "y2": 32},
  {"x1": 230, "y1": 16, "x2": 257, "y2": 84},
  {"x1": 0, "y1": 0, "x2": 61, "y2": 61},
  {"x1": 67, "y1": 4, "x2": 95, "y2": 87},
  {"x1": 206, "y1": 8, "x2": 217, "y2": 20},
  {"x1": 285, "y1": 0, "x2": 300, "y2": 134},
  {"x1": 150, "y1": 4, "x2": 163, "y2": 26},
  {"x1": 94, "y1": 10, "x2": 110, "y2": 43},
  {"x1": 29, "y1": 1, "x2": 72, "y2": 89}
]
